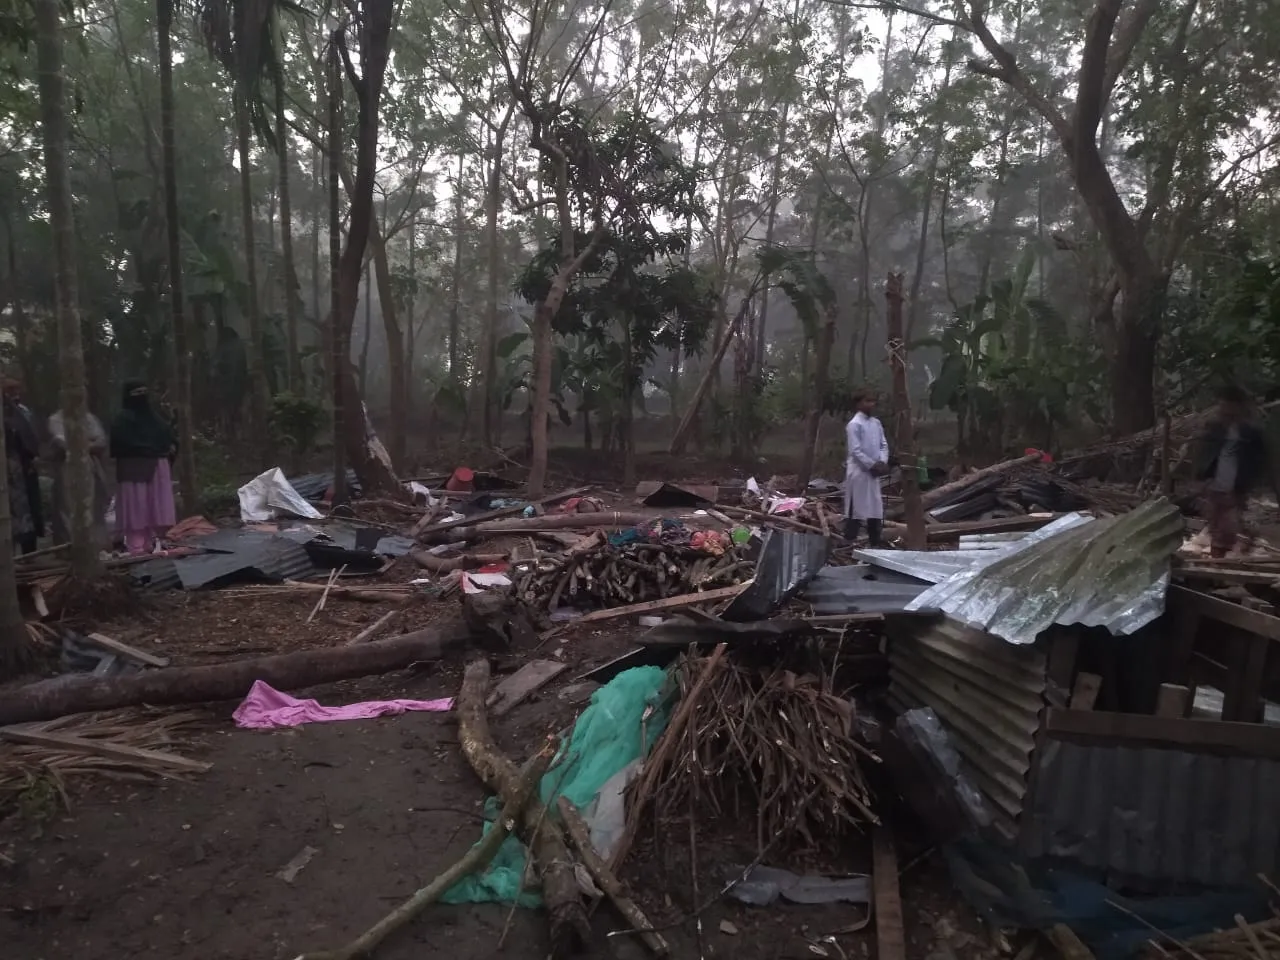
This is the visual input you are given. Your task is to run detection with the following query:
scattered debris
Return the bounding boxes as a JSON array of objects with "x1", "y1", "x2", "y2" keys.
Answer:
[
  {"x1": 276, "y1": 845, "x2": 320, "y2": 884},
  {"x1": 487, "y1": 660, "x2": 569, "y2": 718}
]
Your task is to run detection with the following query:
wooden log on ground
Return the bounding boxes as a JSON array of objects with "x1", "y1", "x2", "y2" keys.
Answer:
[
  {"x1": 422, "y1": 511, "x2": 650, "y2": 545},
  {"x1": 0, "y1": 620, "x2": 473, "y2": 725},
  {"x1": 411, "y1": 485, "x2": 594, "y2": 538},
  {"x1": 410, "y1": 551, "x2": 507, "y2": 574},
  {"x1": 294, "y1": 744, "x2": 553, "y2": 960},
  {"x1": 558, "y1": 797, "x2": 669, "y2": 955},
  {"x1": 457, "y1": 659, "x2": 589, "y2": 959},
  {"x1": 887, "y1": 452, "x2": 1041, "y2": 519}
]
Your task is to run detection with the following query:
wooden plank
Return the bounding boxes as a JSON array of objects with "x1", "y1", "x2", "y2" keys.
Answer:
[
  {"x1": 576, "y1": 582, "x2": 751, "y2": 624},
  {"x1": 1047, "y1": 634, "x2": 1082, "y2": 708},
  {"x1": 1044, "y1": 708, "x2": 1280, "y2": 759},
  {"x1": 871, "y1": 825, "x2": 906, "y2": 960},
  {"x1": 1166, "y1": 594, "x2": 1202, "y2": 685},
  {"x1": 1223, "y1": 633, "x2": 1270, "y2": 723},
  {"x1": 85, "y1": 632, "x2": 170, "y2": 668},
  {"x1": 1069, "y1": 672, "x2": 1102, "y2": 711},
  {"x1": 1175, "y1": 566, "x2": 1280, "y2": 586},
  {"x1": 924, "y1": 514, "x2": 1061, "y2": 542},
  {"x1": 0, "y1": 727, "x2": 211, "y2": 773},
  {"x1": 487, "y1": 660, "x2": 569, "y2": 718},
  {"x1": 1154, "y1": 683, "x2": 1192, "y2": 718},
  {"x1": 1170, "y1": 585, "x2": 1280, "y2": 642}
]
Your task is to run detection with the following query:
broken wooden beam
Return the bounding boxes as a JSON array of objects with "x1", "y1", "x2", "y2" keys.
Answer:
[
  {"x1": 871, "y1": 825, "x2": 906, "y2": 960},
  {"x1": 0, "y1": 620, "x2": 473, "y2": 725},
  {"x1": 85, "y1": 632, "x2": 170, "y2": 668},
  {"x1": 487, "y1": 660, "x2": 569, "y2": 718},
  {"x1": 575, "y1": 583, "x2": 751, "y2": 624}
]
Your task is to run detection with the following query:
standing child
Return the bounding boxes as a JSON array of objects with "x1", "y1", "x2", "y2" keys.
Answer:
[
  {"x1": 110, "y1": 380, "x2": 176, "y2": 554},
  {"x1": 844, "y1": 389, "x2": 890, "y2": 546}
]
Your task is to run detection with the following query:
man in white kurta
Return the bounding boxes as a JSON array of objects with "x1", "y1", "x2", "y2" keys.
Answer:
[{"x1": 844, "y1": 391, "x2": 890, "y2": 545}]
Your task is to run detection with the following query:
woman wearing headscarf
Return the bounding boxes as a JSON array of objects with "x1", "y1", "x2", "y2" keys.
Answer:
[
  {"x1": 48, "y1": 405, "x2": 111, "y2": 548},
  {"x1": 109, "y1": 380, "x2": 176, "y2": 554}
]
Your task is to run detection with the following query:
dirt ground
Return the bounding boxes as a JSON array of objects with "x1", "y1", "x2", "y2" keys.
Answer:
[{"x1": 0, "y1": 584, "x2": 992, "y2": 960}]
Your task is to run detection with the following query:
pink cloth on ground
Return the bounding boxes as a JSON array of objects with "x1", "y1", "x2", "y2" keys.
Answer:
[{"x1": 232, "y1": 680, "x2": 453, "y2": 729}]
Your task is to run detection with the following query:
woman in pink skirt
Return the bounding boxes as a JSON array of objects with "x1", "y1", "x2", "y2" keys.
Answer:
[{"x1": 109, "y1": 380, "x2": 176, "y2": 554}]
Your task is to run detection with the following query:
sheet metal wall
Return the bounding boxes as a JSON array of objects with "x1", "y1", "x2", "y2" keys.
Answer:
[
  {"x1": 1021, "y1": 737, "x2": 1280, "y2": 888},
  {"x1": 887, "y1": 618, "x2": 1051, "y2": 837}
]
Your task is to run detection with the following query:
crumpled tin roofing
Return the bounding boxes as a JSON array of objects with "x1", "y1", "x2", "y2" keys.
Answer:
[
  {"x1": 904, "y1": 500, "x2": 1182, "y2": 645},
  {"x1": 854, "y1": 512, "x2": 1095, "y2": 585},
  {"x1": 803, "y1": 563, "x2": 932, "y2": 615}
]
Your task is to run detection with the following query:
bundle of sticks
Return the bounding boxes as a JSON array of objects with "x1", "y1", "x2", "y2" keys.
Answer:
[
  {"x1": 0, "y1": 708, "x2": 208, "y2": 814},
  {"x1": 517, "y1": 539, "x2": 754, "y2": 612},
  {"x1": 635, "y1": 650, "x2": 879, "y2": 852},
  {"x1": 1140, "y1": 904, "x2": 1280, "y2": 960}
]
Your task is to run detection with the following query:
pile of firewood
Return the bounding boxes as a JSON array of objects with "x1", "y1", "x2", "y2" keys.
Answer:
[
  {"x1": 625, "y1": 647, "x2": 879, "y2": 854},
  {"x1": 516, "y1": 539, "x2": 754, "y2": 612}
]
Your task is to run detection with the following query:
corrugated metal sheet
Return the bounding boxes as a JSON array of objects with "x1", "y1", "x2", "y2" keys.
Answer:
[
  {"x1": 856, "y1": 513, "x2": 1095, "y2": 585},
  {"x1": 1021, "y1": 737, "x2": 1280, "y2": 888},
  {"x1": 905, "y1": 501, "x2": 1181, "y2": 645},
  {"x1": 723, "y1": 529, "x2": 828, "y2": 621},
  {"x1": 803, "y1": 563, "x2": 931, "y2": 615},
  {"x1": 287, "y1": 469, "x2": 360, "y2": 500},
  {"x1": 851, "y1": 548, "x2": 987, "y2": 584},
  {"x1": 128, "y1": 530, "x2": 319, "y2": 590},
  {"x1": 887, "y1": 618, "x2": 1049, "y2": 836}
]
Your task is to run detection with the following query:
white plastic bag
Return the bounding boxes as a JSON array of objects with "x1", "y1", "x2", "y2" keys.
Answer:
[{"x1": 237, "y1": 468, "x2": 324, "y2": 522}]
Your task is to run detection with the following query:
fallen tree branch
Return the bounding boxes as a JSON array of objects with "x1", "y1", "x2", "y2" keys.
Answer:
[
  {"x1": 457, "y1": 659, "x2": 589, "y2": 959},
  {"x1": 558, "y1": 797, "x2": 669, "y2": 956},
  {"x1": 293, "y1": 744, "x2": 554, "y2": 960},
  {"x1": 0, "y1": 621, "x2": 473, "y2": 725},
  {"x1": 421, "y1": 512, "x2": 650, "y2": 546}
]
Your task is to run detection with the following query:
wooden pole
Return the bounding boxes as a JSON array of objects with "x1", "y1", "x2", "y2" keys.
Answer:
[{"x1": 886, "y1": 272, "x2": 925, "y2": 548}]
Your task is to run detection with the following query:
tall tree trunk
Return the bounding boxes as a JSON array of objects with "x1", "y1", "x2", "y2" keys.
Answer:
[
  {"x1": 906, "y1": 51, "x2": 953, "y2": 342},
  {"x1": 797, "y1": 303, "x2": 836, "y2": 491},
  {"x1": 156, "y1": 0, "x2": 200, "y2": 516},
  {"x1": 330, "y1": 3, "x2": 400, "y2": 495},
  {"x1": 405, "y1": 220, "x2": 416, "y2": 429},
  {"x1": 327, "y1": 36, "x2": 348, "y2": 503},
  {"x1": 448, "y1": 151, "x2": 465, "y2": 380},
  {"x1": 369, "y1": 228, "x2": 406, "y2": 468},
  {"x1": 35, "y1": 0, "x2": 102, "y2": 581},
  {"x1": 274, "y1": 35, "x2": 302, "y2": 395},
  {"x1": 235, "y1": 92, "x2": 269, "y2": 459},
  {"x1": 481, "y1": 108, "x2": 514, "y2": 447},
  {"x1": 358, "y1": 260, "x2": 372, "y2": 397}
]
